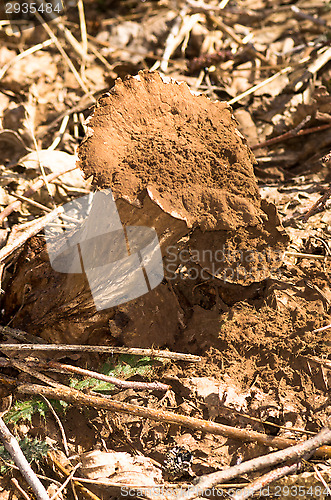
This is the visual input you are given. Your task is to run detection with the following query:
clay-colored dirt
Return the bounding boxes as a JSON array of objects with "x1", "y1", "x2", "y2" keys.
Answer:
[
  {"x1": 4, "y1": 71, "x2": 289, "y2": 344},
  {"x1": 79, "y1": 71, "x2": 289, "y2": 283},
  {"x1": 3, "y1": 71, "x2": 331, "y2": 478},
  {"x1": 2, "y1": 2, "x2": 331, "y2": 496}
]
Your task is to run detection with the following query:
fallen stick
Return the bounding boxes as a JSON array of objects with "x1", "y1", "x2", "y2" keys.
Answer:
[
  {"x1": 3, "y1": 357, "x2": 170, "y2": 392},
  {"x1": 47, "y1": 452, "x2": 99, "y2": 500},
  {"x1": 10, "y1": 477, "x2": 33, "y2": 500},
  {"x1": 0, "y1": 208, "x2": 64, "y2": 263},
  {"x1": 0, "y1": 344, "x2": 201, "y2": 362},
  {"x1": 251, "y1": 123, "x2": 331, "y2": 151},
  {"x1": 38, "y1": 360, "x2": 171, "y2": 392},
  {"x1": 1, "y1": 375, "x2": 330, "y2": 459},
  {"x1": 0, "y1": 416, "x2": 50, "y2": 500},
  {"x1": 302, "y1": 186, "x2": 331, "y2": 222},
  {"x1": 208, "y1": 14, "x2": 271, "y2": 65},
  {"x1": 0, "y1": 165, "x2": 77, "y2": 224},
  {"x1": 176, "y1": 429, "x2": 331, "y2": 500},
  {"x1": 231, "y1": 459, "x2": 304, "y2": 500},
  {"x1": 285, "y1": 251, "x2": 331, "y2": 260}
]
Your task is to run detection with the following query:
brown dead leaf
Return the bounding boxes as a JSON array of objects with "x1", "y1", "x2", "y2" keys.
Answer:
[
  {"x1": 78, "y1": 450, "x2": 163, "y2": 486},
  {"x1": 18, "y1": 150, "x2": 82, "y2": 188}
]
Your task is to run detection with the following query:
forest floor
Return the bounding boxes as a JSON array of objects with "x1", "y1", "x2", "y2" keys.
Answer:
[{"x1": 1, "y1": 0, "x2": 331, "y2": 499}]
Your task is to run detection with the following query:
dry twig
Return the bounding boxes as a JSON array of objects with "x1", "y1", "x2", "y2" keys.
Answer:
[
  {"x1": 0, "y1": 375, "x2": 329, "y2": 458},
  {"x1": 0, "y1": 207, "x2": 64, "y2": 263},
  {"x1": 10, "y1": 478, "x2": 32, "y2": 500},
  {"x1": 0, "y1": 417, "x2": 50, "y2": 500},
  {"x1": 0, "y1": 165, "x2": 77, "y2": 223},
  {"x1": 47, "y1": 452, "x2": 101, "y2": 500},
  {"x1": 208, "y1": 14, "x2": 271, "y2": 65},
  {"x1": 176, "y1": 429, "x2": 331, "y2": 500},
  {"x1": 0, "y1": 39, "x2": 54, "y2": 81},
  {"x1": 312, "y1": 464, "x2": 331, "y2": 497},
  {"x1": 33, "y1": 9, "x2": 92, "y2": 96},
  {"x1": 40, "y1": 396, "x2": 69, "y2": 457},
  {"x1": 251, "y1": 123, "x2": 331, "y2": 151},
  {"x1": 230, "y1": 458, "x2": 305, "y2": 500},
  {"x1": 302, "y1": 187, "x2": 331, "y2": 221},
  {"x1": 0, "y1": 343, "x2": 201, "y2": 362},
  {"x1": 39, "y1": 360, "x2": 171, "y2": 392},
  {"x1": 49, "y1": 462, "x2": 81, "y2": 500}
]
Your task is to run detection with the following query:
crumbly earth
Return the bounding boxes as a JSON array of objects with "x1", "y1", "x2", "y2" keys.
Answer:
[
  {"x1": 2, "y1": 3, "x2": 331, "y2": 497},
  {"x1": 78, "y1": 71, "x2": 261, "y2": 231},
  {"x1": 3, "y1": 71, "x2": 331, "y2": 489},
  {"x1": 78, "y1": 71, "x2": 288, "y2": 283},
  {"x1": 4, "y1": 71, "x2": 291, "y2": 345}
]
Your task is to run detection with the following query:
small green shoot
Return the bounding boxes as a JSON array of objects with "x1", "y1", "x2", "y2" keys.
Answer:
[
  {"x1": 4, "y1": 399, "x2": 68, "y2": 424},
  {"x1": 0, "y1": 436, "x2": 49, "y2": 474},
  {"x1": 69, "y1": 354, "x2": 162, "y2": 393}
]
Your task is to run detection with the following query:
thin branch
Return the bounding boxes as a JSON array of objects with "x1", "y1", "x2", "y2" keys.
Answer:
[
  {"x1": 2, "y1": 377, "x2": 329, "y2": 459},
  {"x1": 0, "y1": 165, "x2": 77, "y2": 223},
  {"x1": 0, "y1": 207, "x2": 64, "y2": 263},
  {"x1": 291, "y1": 5, "x2": 327, "y2": 27},
  {"x1": 0, "y1": 416, "x2": 50, "y2": 500},
  {"x1": 251, "y1": 123, "x2": 331, "y2": 150},
  {"x1": 208, "y1": 14, "x2": 271, "y2": 66},
  {"x1": 0, "y1": 344, "x2": 201, "y2": 362},
  {"x1": 44, "y1": 10, "x2": 87, "y2": 60},
  {"x1": 77, "y1": 0, "x2": 88, "y2": 76},
  {"x1": 9, "y1": 193, "x2": 55, "y2": 213},
  {"x1": 307, "y1": 356, "x2": 331, "y2": 370},
  {"x1": 49, "y1": 462, "x2": 81, "y2": 500},
  {"x1": 0, "y1": 454, "x2": 61, "y2": 486},
  {"x1": 10, "y1": 356, "x2": 170, "y2": 393},
  {"x1": 35, "y1": 93, "x2": 95, "y2": 139},
  {"x1": 227, "y1": 64, "x2": 295, "y2": 105},
  {"x1": 231, "y1": 459, "x2": 305, "y2": 500},
  {"x1": 294, "y1": 46, "x2": 331, "y2": 92},
  {"x1": 313, "y1": 323, "x2": 331, "y2": 333},
  {"x1": 302, "y1": 186, "x2": 331, "y2": 221},
  {"x1": 10, "y1": 478, "x2": 32, "y2": 500},
  {"x1": 285, "y1": 251, "x2": 331, "y2": 260},
  {"x1": 40, "y1": 396, "x2": 69, "y2": 457},
  {"x1": 0, "y1": 39, "x2": 54, "y2": 81},
  {"x1": 33, "y1": 10, "x2": 91, "y2": 96},
  {"x1": 176, "y1": 429, "x2": 331, "y2": 500},
  {"x1": 312, "y1": 464, "x2": 331, "y2": 496},
  {"x1": 40, "y1": 360, "x2": 171, "y2": 392},
  {"x1": 47, "y1": 115, "x2": 70, "y2": 151},
  {"x1": 48, "y1": 451, "x2": 101, "y2": 500},
  {"x1": 8, "y1": 193, "x2": 77, "y2": 223}
]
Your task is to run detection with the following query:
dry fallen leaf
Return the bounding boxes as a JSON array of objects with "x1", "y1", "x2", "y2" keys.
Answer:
[
  {"x1": 78, "y1": 450, "x2": 163, "y2": 486},
  {"x1": 18, "y1": 150, "x2": 82, "y2": 187}
]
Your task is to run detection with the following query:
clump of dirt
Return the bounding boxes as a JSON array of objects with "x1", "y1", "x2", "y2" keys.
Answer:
[
  {"x1": 78, "y1": 70, "x2": 261, "y2": 231},
  {"x1": 78, "y1": 70, "x2": 288, "y2": 283},
  {"x1": 4, "y1": 71, "x2": 289, "y2": 345}
]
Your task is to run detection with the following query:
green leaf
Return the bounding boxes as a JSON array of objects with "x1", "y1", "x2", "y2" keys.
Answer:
[
  {"x1": 0, "y1": 436, "x2": 49, "y2": 474},
  {"x1": 70, "y1": 355, "x2": 163, "y2": 393},
  {"x1": 4, "y1": 399, "x2": 68, "y2": 424}
]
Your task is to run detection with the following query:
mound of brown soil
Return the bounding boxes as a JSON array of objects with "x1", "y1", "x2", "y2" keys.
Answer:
[
  {"x1": 79, "y1": 71, "x2": 288, "y2": 284},
  {"x1": 78, "y1": 71, "x2": 260, "y2": 232},
  {"x1": 4, "y1": 71, "x2": 288, "y2": 345}
]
